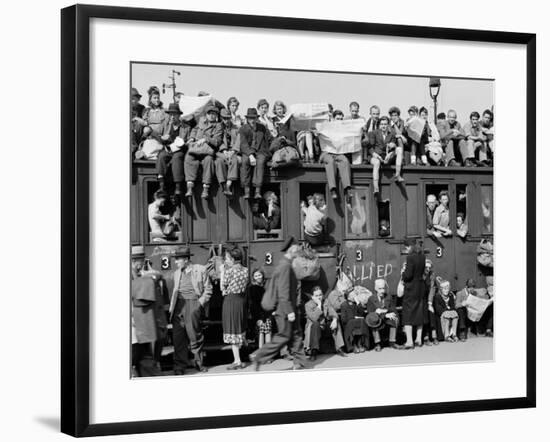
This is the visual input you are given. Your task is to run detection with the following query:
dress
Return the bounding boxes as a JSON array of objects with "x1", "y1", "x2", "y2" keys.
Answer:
[
  {"x1": 401, "y1": 252, "x2": 426, "y2": 326},
  {"x1": 221, "y1": 264, "x2": 249, "y2": 345}
]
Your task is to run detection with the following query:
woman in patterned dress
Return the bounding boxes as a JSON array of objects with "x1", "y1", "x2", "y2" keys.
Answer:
[{"x1": 221, "y1": 247, "x2": 249, "y2": 369}]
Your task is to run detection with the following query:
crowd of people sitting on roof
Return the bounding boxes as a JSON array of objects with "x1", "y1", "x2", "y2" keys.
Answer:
[
  {"x1": 131, "y1": 86, "x2": 495, "y2": 204},
  {"x1": 131, "y1": 237, "x2": 494, "y2": 377}
]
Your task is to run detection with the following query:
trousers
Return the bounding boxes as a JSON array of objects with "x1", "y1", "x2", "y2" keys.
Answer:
[
  {"x1": 214, "y1": 152, "x2": 240, "y2": 183},
  {"x1": 156, "y1": 150, "x2": 186, "y2": 182},
  {"x1": 172, "y1": 297, "x2": 205, "y2": 371},
  {"x1": 184, "y1": 153, "x2": 214, "y2": 185},
  {"x1": 241, "y1": 153, "x2": 269, "y2": 188},
  {"x1": 320, "y1": 152, "x2": 351, "y2": 191},
  {"x1": 445, "y1": 138, "x2": 474, "y2": 164}
]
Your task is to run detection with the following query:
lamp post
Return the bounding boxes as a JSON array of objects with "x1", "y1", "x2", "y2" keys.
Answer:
[
  {"x1": 162, "y1": 69, "x2": 181, "y2": 103},
  {"x1": 429, "y1": 77, "x2": 441, "y2": 125}
]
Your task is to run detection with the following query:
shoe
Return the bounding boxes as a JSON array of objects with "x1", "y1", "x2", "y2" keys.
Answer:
[
  {"x1": 335, "y1": 349, "x2": 348, "y2": 357},
  {"x1": 201, "y1": 187, "x2": 209, "y2": 199},
  {"x1": 185, "y1": 182, "x2": 194, "y2": 197},
  {"x1": 309, "y1": 350, "x2": 318, "y2": 361},
  {"x1": 330, "y1": 189, "x2": 338, "y2": 200},
  {"x1": 390, "y1": 343, "x2": 404, "y2": 350},
  {"x1": 254, "y1": 188, "x2": 262, "y2": 199},
  {"x1": 459, "y1": 335, "x2": 467, "y2": 342},
  {"x1": 226, "y1": 362, "x2": 246, "y2": 370},
  {"x1": 194, "y1": 362, "x2": 208, "y2": 373},
  {"x1": 359, "y1": 346, "x2": 366, "y2": 353},
  {"x1": 423, "y1": 338, "x2": 433, "y2": 346},
  {"x1": 414, "y1": 340, "x2": 423, "y2": 348},
  {"x1": 403, "y1": 344, "x2": 414, "y2": 350},
  {"x1": 447, "y1": 159, "x2": 460, "y2": 167},
  {"x1": 374, "y1": 344, "x2": 382, "y2": 352},
  {"x1": 463, "y1": 159, "x2": 476, "y2": 167},
  {"x1": 243, "y1": 187, "x2": 251, "y2": 199},
  {"x1": 393, "y1": 174, "x2": 405, "y2": 183},
  {"x1": 433, "y1": 339, "x2": 440, "y2": 345},
  {"x1": 410, "y1": 156, "x2": 417, "y2": 165},
  {"x1": 173, "y1": 369, "x2": 185, "y2": 376},
  {"x1": 249, "y1": 353, "x2": 260, "y2": 371},
  {"x1": 445, "y1": 336, "x2": 454, "y2": 343},
  {"x1": 485, "y1": 330, "x2": 493, "y2": 337},
  {"x1": 353, "y1": 346, "x2": 360, "y2": 354},
  {"x1": 292, "y1": 364, "x2": 306, "y2": 370},
  {"x1": 421, "y1": 155, "x2": 428, "y2": 165},
  {"x1": 223, "y1": 184, "x2": 233, "y2": 197}
]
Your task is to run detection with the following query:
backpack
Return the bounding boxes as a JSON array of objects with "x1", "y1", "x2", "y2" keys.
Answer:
[
  {"x1": 261, "y1": 276, "x2": 278, "y2": 312},
  {"x1": 271, "y1": 145, "x2": 300, "y2": 169},
  {"x1": 292, "y1": 245, "x2": 321, "y2": 281}
]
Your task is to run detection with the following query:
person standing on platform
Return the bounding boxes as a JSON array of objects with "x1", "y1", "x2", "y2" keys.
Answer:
[
  {"x1": 250, "y1": 237, "x2": 309, "y2": 370},
  {"x1": 168, "y1": 246, "x2": 212, "y2": 374},
  {"x1": 401, "y1": 238, "x2": 426, "y2": 349}
]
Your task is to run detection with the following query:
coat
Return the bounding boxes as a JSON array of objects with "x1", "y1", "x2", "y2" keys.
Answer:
[
  {"x1": 401, "y1": 251, "x2": 426, "y2": 326},
  {"x1": 324, "y1": 289, "x2": 346, "y2": 319},
  {"x1": 270, "y1": 256, "x2": 300, "y2": 317},
  {"x1": 189, "y1": 120, "x2": 224, "y2": 150},
  {"x1": 239, "y1": 122, "x2": 273, "y2": 157},
  {"x1": 131, "y1": 272, "x2": 168, "y2": 344},
  {"x1": 369, "y1": 129, "x2": 398, "y2": 156},
  {"x1": 433, "y1": 292, "x2": 457, "y2": 317},
  {"x1": 168, "y1": 264, "x2": 213, "y2": 318}
]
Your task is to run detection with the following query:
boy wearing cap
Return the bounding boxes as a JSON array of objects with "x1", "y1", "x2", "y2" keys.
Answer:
[
  {"x1": 366, "y1": 279, "x2": 402, "y2": 351},
  {"x1": 239, "y1": 108, "x2": 274, "y2": 200},
  {"x1": 184, "y1": 105, "x2": 223, "y2": 199},
  {"x1": 155, "y1": 102, "x2": 194, "y2": 196},
  {"x1": 215, "y1": 108, "x2": 241, "y2": 197},
  {"x1": 168, "y1": 246, "x2": 213, "y2": 374}
]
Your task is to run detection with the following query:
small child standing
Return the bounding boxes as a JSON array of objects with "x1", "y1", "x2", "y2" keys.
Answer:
[
  {"x1": 247, "y1": 269, "x2": 273, "y2": 349},
  {"x1": 433, "y1": 280, "x2": 459, "y2": 342}
]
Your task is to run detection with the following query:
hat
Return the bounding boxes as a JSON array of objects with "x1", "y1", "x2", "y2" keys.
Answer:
[
  {"x1": 174, "y1": 246, "x2": 193, "y2": 258},
  {"x1": 205, "y1": 105, "x2": 219, "y2": 115},
  {"x1": 281, "y1": 236, "x2": 297, "y2": 252},
  {"x1": 166, "y1": 103, "x2": 182, "y2": 114},
  {"x1": 131, "y1": 245, "x2": 145, "y2": 258},
  {"x1": 366, "y1": 312, "x2": 382, "y2": 328},
  {"x1": 408, "y1": 105, "x2": 419, "y2": 113},
  {"x1": 245, "y1": 108, "x2": 259, "y2": 119},
  {"x1": 220, "y1": 108, "x2": 231, "y2": 119},
  {"x1": 131, "y1": 87, "x2": 142, "y2": 98}
]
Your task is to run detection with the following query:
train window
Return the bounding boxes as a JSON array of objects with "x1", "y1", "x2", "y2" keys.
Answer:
[
  {"x1": 345, "y1": 186, "x2": 373, "y2": 237},
  {"x1": 377, "y1": 199, "x2": 391, "y2": 237},
  {"x1": 299, "y1": 183, "x2": 328, "y2": 244},
  {"x1": 252, "y1": 183, "x2": 282, "y2": 240},
  {"x1": 425, "y1": 184, "x2": 451, "y2": 237},
  {"x1": 456, "y1": 184, "x2": 468, "y2": 237},
  {"x1": 480, "y1": 185, "x2": 493, "y2": 234},
  {"x1": 146, "y1": 181, "x2": 182, "y2": 243}
]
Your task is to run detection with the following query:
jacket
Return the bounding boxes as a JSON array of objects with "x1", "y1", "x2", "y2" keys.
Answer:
[
  {"x1": 369, "y1": 129, "x2": 397, "y2": 156},
  {"x1": 434, "y1": 292, "x2": 457, "y2": 317},
  {"x1": 168, "y1": 264, "x2": 213, "y2": 317},
  {"x1": 189, "y1": 120, "x2": 224, "y2": 150},
  {"x1": 239, "y1": 122, "x2": 273, "y2": 157},
  {"x1": 219, "y1": 122, "x2": 240, "y2": 152},
  {"x1": 270, "y1": 256, "x2": 299, "y2": 317},
  {"x1": 366, "y1": 293, "x2": 397, "y2": 315},
  {"x1": 324, "y1": 289, "x2": 346, "y2": 319},
  {"x1": 305, "y1": 299, "x2": 325, "y2": 324}
]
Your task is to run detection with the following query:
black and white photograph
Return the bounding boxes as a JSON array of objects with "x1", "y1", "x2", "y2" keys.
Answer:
[{"x1": 130, "y1": 62, "x2": 495, "y2": 377}]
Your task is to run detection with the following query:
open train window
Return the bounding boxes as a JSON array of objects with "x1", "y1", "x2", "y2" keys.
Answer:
[
  {"x1": 377, "y1": 199, "x2": 391, "y2": 237},
  {"x1": 425, "y1": 184, "x2": 451, "y2": 237},
  {"x1": 480, "y1": 185, "x2": 493, "y2": 234},
  {"x1": 252, "y1": 183, "x2": 282, "y2": 240},
  {"x1": 456, "y1": 184, "x2": 468, "y2": 237},
  {"x1": 145, "y1": 181, "x2": 182, "y2": 243},
  {"x1": 299, "y1": 183, "x2": 328, "y2": 244},
  {"x1": 345, "y1": 186, "x2": 373, "y2": 238}
]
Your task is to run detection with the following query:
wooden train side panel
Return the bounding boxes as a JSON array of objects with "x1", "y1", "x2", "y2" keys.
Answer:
[
  {"x1": 405, "y1": 183, "x2": 421, "y2": 237},
  {"x1": 225, "y1": 187, "x2": 247, "y2": 242}
]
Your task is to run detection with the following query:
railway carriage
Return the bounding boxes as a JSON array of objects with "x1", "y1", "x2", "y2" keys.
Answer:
[{"x1": 132, "y1": 160, "x2": 493, "y2": 358}]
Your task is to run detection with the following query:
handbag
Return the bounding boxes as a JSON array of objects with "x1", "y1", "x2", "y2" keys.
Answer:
[
  {"x1": 187, "y1": 141, "x2": 214, "y2": 156},
  {"x1": 271, "y1": 145, "x2": 300, "y2": 169},
  {"x1": 138, "y1": 138, "x2": 163, "y2": 160},
  {"x1": 396, "y1": 280, "x2": 405, "y2": 298}
]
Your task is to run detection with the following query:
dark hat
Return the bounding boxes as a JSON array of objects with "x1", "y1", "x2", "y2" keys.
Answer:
[
  {"x1": 205, "y1": 105, "x2": 219, "y2": 115},
  {"x1": 408, "y1": 105, "x2": 419, "y2": 113},
  {"x1": 245, "y1": 108, "x2": 259, "y2": 119},
  {"x1": 366, "y1": 312, "x2": 382, "y2": 328},
  {"x1": 220, "y1": 108, "x2": 231, "y2": 119},
  {"x1": 166, "y1": 102, "x2": 182, "y2": 114},
  {"x1": 131, "y1": 245, "x2": 145, "y2": 258},
  {"x1": 174, "y1": 246, "x2": 193, "y2": 258},
  {"x1": 131, "y1": 87, "x2": 142, "y2": 98},
  {"x1": 281, "y1": 236, "x2": 297, "y2": 252}
]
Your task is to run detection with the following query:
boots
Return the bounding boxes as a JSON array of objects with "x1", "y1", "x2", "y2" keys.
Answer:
[
  {"x1": 243, "y1": 187, "x2": 251, "y2": 199},
  {"x1": 201, "y1": 185, "x2": 209, "y2": 199},
  {"x1": 223, "y1": 181, "x2": 233, "y2": 197},
  {"x1": 254, "y1": 187, "x2": 262, "y2": 200},
  {"x1": 185, "y1": 182, "x2": 194, "y2": 197}
]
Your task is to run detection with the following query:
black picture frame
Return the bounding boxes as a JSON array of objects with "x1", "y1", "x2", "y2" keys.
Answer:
[{"x1": 61, "y1": 4, "x2": 536, "y2": 437}]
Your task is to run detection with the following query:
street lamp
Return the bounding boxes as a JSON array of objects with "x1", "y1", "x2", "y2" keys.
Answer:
[
  {"x1": 162, "y1": 69, "x2": 181, "y2": 102},
  {"x1": 429, "y1": 77, "x2": 441, "y2": 125}
]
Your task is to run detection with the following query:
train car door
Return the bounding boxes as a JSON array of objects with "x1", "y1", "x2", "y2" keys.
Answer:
[
  {"x1": 453, "y1": 182, "x2": 479, "y2": 288},
  {"x1": 422, "y1": 180, "x2": 456, "y2": 284}
]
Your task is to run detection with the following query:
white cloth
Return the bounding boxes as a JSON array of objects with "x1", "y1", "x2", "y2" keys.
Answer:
[
  {"x1": 303, "y1": 205, "x2": 326, "y2": 236},
  {"x1": 316, "y1": 119, "x2": 364, "y2": 154},
  {"x1": 148, "y1": 202, "x2": 165, "y2": 235}
]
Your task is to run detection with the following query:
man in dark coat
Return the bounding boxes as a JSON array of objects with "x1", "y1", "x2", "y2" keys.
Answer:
[
  {"x1": 239, "y1": 108, "x2": 273, "y2": 200},
  {"x1": 401, "y1": 238, "x2": 426, "y2": 349},
  {"x1": 250, "y1": 237, "x2": 309, "y2": 370}
]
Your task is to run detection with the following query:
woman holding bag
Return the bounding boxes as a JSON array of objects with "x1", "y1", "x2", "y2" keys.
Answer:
[
  {"x1": 401, "y1": 238, "x2": 426, "y2": 349},
  {"x1": 220, "y1": 247, "x2": 249, "y2": 369}
]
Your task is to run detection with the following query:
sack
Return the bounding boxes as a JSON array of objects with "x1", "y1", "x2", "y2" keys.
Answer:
[
  {"x1": 261, "y1": 276, "x2": 278, "y2": 312},
  {"x1": 352, "y1": 286, "x2": 373, "y2": 306},
  {"x1": 205, "y1": 245, "x2": 224, "y2": 282},
  {"x1": 292, "y1": 246, "x2": 321, "y2": 281},
  {"x1": 465, "y1": 294, "x2": 491, "y2": 322},
  {"x1": 336, "y1": 271, "x2": 353, "y2": 293},
  {"x1": 188, "y1": 141, "x2": 214, "y2": 157},
  {"x1": 139, "y1": 138, "x2": 163, "y2": 160},
  {"x1": 397, "y1": 280, "x2": 405, "y2": 298},
  {"x1": 271, "y1": 145, "x2": 300, "y2": 169},
  {"x1": 476, "y1": 239, "x2": 494, "y2": 267}
]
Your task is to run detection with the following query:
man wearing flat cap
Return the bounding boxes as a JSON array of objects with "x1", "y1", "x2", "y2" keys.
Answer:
[
  {"x1": 250, "y1": 237, "x2": 309, "y2": 370},
  {"x1": 168, "y1": 246, "x2": 213, "y2": 373},
  {"x1": 184, "y1": 105, "x2": 223, "y2": 199},
  {"x1": 215, "y1": 108, "x2": 241, "y2": 197},
  {"x1": 131, "y1": 245, "x2": 167, "y2": 377}
]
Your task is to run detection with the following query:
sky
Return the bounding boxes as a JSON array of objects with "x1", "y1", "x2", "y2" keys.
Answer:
[{"x1": 131, "y1": 63, "x2": 494, "y2": 124}]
